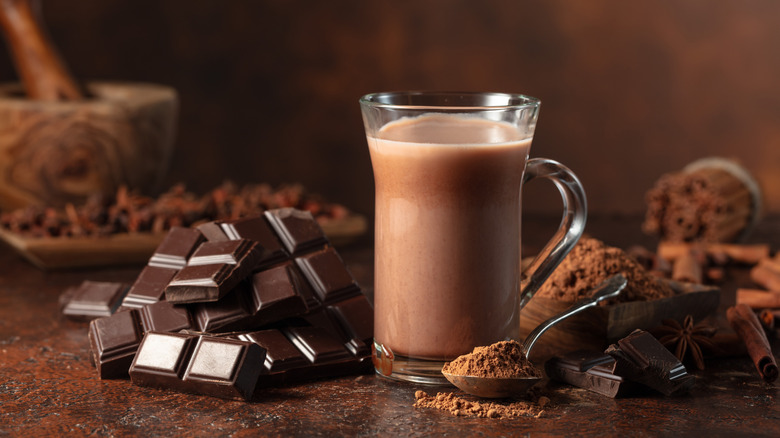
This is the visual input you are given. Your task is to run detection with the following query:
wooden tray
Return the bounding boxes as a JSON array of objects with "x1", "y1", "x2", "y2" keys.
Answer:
[
  {"x1": 0, "y1": 214, "x2": 368, "y2": 270},
  {"x1": 519, "y1": 280, "x2": 720, "y2": 357}
]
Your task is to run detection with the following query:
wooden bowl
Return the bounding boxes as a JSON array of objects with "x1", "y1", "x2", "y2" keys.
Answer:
[
  {"x1": 519, "y1": 280, "x2": 720, "y2": 359},
  {"x1": 0, "y1": 81, "x2": 178, "y2": 210}
]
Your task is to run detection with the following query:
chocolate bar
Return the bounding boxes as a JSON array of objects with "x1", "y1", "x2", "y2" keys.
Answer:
[
  {"x1": 120, "y1": 266, "x2": 178, "y2": 310},
  {"x1": 165, "y1": 239, "x2": 262, "y2": 303},
  {"x1": 606, "y1": 329, "x2": 695, "y2": 396},
  {"x1": 265, "y1": 208, "x2": 328, "y2": 255},
  {"x1": 89, "y1": 300, "x2": 195, "y2": 378},
  {"x1": 545, "y1": 351, "x2": 638, "y2": 398},
  {"x1": 129, "y1": 331, "x2": 266, "y2": 401},
  {"x1": 148, "y1": 227, "x2": 204, "y2": 269},
  {"x1": 61, "y1": 281, "x2": 129, "y2": 320}
]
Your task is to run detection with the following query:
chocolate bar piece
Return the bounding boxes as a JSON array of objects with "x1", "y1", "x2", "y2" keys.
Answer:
[
  {"x1": 61, "y1": 281, "x2": 129, "y2": 320},
  {"x1": 89, "y1": 300, "x2": 195, "y2": 378},
  {"x1": 89, "y1": 310, "x2": 144, "y2": 379},
  {"x1": 326, "y1": 294, "x2": 374, "y2": 347},
  {"x1": 545, "y1": 351, "x2": 638, "y2": 398},
  {"x1": 295, "y1": 247, "x2": 360, "y2": 304},
  {"x1": 606, "y1": 329, "x2": 695, "y2": 396},
  {"x1": 236, "y1": 330, "x2": 308, "y2": 373},
  {"x1": 165, "y1": 239, "x2": 261, "y2": 303},
  {"x1": 221, "y1": 217, "x2": 288, "y2": 267},
  {"x1": 148, "y1": 227, "x2": 204, "y2": 269},
  {"x1": 191, "y1": 262, "x2": 309, "y2": 332},
  {"x1": 129, "y1": 331, "x2": 266, "y2": 401},
  {"x1": 235, "y1": 324, "x2": 371, "y2": 385},
  {"x1": 265, "y1": 208, "x2": 327, "y2": 255},
  {"x1": 120, "y1": 266, "x2": 178, "y2": 310}
]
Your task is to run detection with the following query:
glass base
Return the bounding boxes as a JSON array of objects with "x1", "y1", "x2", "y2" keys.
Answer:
[{"x1": 372, "y1": 340, "x2": 452, "y2": 385}]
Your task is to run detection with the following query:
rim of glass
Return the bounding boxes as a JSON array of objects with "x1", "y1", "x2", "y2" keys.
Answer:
[{"x1": 359, "y1": 91, "x2": 540, "y2": 111}]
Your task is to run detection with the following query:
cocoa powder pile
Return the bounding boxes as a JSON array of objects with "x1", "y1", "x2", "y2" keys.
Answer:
[
  {"x1": 536, "y1": 236, "x2": 675, "y2": 304},
  {"x1": 442, "y1": 340, "x2": 541, "y2": 379},
  {"x1": 414, "y1": 391, "x2": 549, "y2": 419}
]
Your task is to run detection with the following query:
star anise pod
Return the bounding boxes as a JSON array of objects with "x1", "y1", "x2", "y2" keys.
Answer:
[{"x1": 651, "y1": 315, "x2": 718, "y2": 370}]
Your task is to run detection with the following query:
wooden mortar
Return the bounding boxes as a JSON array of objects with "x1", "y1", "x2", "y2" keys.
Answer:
[
  {"x1": 0, "y1": 81, "x2": 178, "y2": 209},
  {"x1": 0, "y1": 0, "x2": 178, "y2": 209}
]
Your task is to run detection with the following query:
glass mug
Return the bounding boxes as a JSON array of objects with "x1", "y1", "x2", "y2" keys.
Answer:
[{"x1": 360, "y1": 91, "x2": 586, "y2": 384}]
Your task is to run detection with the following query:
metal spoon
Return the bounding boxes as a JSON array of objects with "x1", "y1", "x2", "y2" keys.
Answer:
[{"x1": 441, "y1": 274, "x2": 627, "y2": 398}]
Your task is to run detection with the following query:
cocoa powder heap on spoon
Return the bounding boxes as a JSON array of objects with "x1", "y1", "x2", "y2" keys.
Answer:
[{"x1": 441, "y1": 340, "x2": 542, "y2": 379}]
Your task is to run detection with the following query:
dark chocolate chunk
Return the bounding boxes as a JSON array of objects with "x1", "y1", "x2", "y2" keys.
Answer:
[
  {"x1": 165, "y1": 263, "x2": 234, "y2": 303},
  {"x1": 284, "y1": 325, "x2": 352, "y2": 364},
  {"x1": 121, "y1": 266, "x2": 178, "y2": 310},
  {"x1": 190, "y1": 264, "x2": 308, "y2": 332},
  {"x1": 295, "y1": 247, "x2": 360, "y2": 304},
  {"x1": 192, "y1": 282, "x2": 254, "y2": 332},
  {"x1": 182, "y1": 335, "x2": 266, "y2": 400},
  {"x1": 148, "y1": 227, "x2": 204, "y2": 269},
  {"x1": 165, "y1": 240, "x2": 261, "y2": 304},
  {"x1": 62, "y1": 281, "x2": 129, "y2": 320},
  {"x1": 89, "y1": 300, "x2": 196, "y2": 379},
  {"x1": 264, "y1": 208, "x2": 327, "y2": 254},
  {"x1": 545, "y1": 352, "x2": 638, "y2": 398},
  {"x1": 130, "y1": 331, "x2": 267, "y2": 401},
  {"x1": 327, "y1": 294, "x2": 374, "y2": 346},
  {"x1": 248, "y1": 263, "x2": 308, "y2": 318},
  {"x1": 196, "y1": 221, "x2": 230, "y2": 242},
  {"x1": 186, "y1": 239, "x2": 255, "y2": 266},
  {"x1": 236, "y1": 330, "x2": 308, "y2": 373},
  {"x1": 138, "y1": 300, "x2": 194, "y2": 333},
  {"x1": 606, "y1": 329, "x2": 695, "y2": 396},
  {"x1": 220, "y1": 216, "x2": 287, "y2": 266},
  {"x1": 88, "y1": 309, "x2": 144, "y2": 379},
  {"x1": 129, "y1": 332, "x2": 195, "y2": 391}
]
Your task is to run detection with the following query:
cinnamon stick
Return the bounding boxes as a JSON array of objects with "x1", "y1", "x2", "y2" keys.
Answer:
[
  {"x1": 671, "y1": 248, "x2": 703, "y2": 284},
  {"x1": 726, "y1": 304, "x2": 778, "y2": 382},
  {"x1": 751, "y1": 259, "x2": 780, "y2": 291},
  {"x1": 657, "y1": 242, "x2": 769, "y2": 265},
  {"x1": 736, "y1": 289, "x2": 780, "y2": 309}
]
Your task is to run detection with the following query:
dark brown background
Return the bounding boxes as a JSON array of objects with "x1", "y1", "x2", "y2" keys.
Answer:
[{"x1": 2, "y1": 0, "x2": 779, "y2": 217}]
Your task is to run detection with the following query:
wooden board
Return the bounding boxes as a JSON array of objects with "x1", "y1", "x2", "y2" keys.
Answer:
[
  {"x1": 519, "y1": 280, "x2": 720, "y2": 358},
  {"x1": 0, "y1": 214, "x2": 367, "y2": 270}
]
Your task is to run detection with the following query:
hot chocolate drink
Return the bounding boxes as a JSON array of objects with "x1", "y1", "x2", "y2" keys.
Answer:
[{"x1": 368, "y1": 114, "x2": 532, "y2": 359}]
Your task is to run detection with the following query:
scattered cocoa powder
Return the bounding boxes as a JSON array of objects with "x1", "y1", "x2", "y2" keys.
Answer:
[
  {"x1": 536, "y1": 236, "x2": 676, "y2": 304},
  {"x1": 442, "y1": 340, "x2": 541, "y2": 378},
  {"x1": 414, "y1": 390, "x2": 549, "y2": 419}
]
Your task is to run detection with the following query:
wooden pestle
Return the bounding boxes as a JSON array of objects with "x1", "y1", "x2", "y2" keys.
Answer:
[{"x1": 0, "y1": 0, "x2": 83, "y2": 100}]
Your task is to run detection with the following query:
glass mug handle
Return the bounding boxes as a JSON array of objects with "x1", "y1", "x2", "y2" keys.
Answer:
[{"x1": 518, "y1": 158, "x2": 587, "y2": 309}]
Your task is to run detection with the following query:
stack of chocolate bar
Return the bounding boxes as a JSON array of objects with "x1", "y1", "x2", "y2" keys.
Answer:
[{"x1": 75, "y1": 208, "x2": 372, "y2": 401}]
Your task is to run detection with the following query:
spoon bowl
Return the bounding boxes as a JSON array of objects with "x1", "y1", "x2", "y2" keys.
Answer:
[
  {"x1": 442, "y1": 274, "x2": 627, "y2": 398},
  {"x1": 441, "y1": 372, "x2": 541, "y2": 399}
]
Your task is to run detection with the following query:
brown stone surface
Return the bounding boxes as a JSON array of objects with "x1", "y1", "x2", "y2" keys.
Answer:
[{"x1": 1, "y1": 216, "x2": 779, "y2": 435}]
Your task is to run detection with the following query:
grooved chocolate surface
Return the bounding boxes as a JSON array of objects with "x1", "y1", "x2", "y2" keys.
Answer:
[
  {"x1": 3, "y1": 217, "x2": 779, "y2": 436},
  {"x1": 121, "y1": 266, "x2": 178, "y2": 309},
  {"x1": 148, "y1": 227, "x2": 204, "y2": 269}
]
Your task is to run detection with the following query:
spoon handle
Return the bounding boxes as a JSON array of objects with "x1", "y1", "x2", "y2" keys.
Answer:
[{"x1": 521, "y1": 273, "x2": 628, "y2": 357}]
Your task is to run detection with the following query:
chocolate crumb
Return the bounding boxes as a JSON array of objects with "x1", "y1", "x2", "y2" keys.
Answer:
[
  {"x1": 442, "y1": 340, "x2": 541, "y2": 378},
  {"x1": 536, "y1": 237, "x2": 675, "y2": 304}
]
